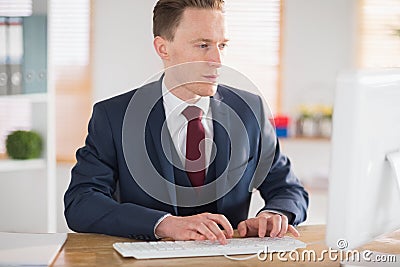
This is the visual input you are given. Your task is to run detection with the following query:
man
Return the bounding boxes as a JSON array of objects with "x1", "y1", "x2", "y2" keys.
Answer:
[{"x1": 64, "y1": 0, "x2": 308, "y2": 245}]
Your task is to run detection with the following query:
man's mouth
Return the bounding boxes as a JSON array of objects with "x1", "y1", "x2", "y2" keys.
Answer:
[{"x1": 202, "y1": 74, "x2": 219, "y2": 83}]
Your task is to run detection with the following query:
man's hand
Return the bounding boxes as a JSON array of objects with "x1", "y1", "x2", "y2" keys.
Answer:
[
  {"x1": 155, "y1": 212, "x2": 234, "y2": 244},
  {"x1": 237, "y1": 212, "x2": 299, "y2": 238}
]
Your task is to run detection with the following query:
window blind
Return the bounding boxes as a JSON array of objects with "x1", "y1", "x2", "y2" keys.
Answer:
[
  {"x1": 0, "y1": 0, "x2": 32, "y2": 17},
  {"x1": 50, "y1": 0, "x2": 90, "y2": 67},
  {"x1": 50, "y1": 0, "x2": 92, "y2": 161},
  {"x1": 361, "y1": 0, "x2": 400, "y2": 67},
  {"x1": 224, "y1": 0, "x2": 281, "y2": 113}
]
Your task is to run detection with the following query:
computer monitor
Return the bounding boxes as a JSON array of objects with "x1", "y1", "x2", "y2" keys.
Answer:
[{"x1": 326, "y1": 69, "x2": 400, "y2": 250}]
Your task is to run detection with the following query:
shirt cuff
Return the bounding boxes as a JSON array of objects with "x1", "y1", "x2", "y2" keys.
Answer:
[{"x1": 153, "y1": 213, "x2": 172, "y2": 239}]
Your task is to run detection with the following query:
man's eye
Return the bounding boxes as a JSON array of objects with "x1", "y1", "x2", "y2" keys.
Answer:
[
  {"x1": 199, "y1": 44, "x2": 209, "y2": 49},
  {"x1": 219, "y1": 43, "x2": 228, "y2": 49}
]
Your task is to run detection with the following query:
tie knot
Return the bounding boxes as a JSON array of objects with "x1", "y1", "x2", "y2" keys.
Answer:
[{"x1": 182, "y1": 106, "x2": 203, "y2": 121}]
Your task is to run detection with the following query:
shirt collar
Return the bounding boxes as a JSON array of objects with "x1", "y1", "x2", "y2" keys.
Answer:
[{"x1": 162, "y1": 78, "x2": 210, "y2": 117}]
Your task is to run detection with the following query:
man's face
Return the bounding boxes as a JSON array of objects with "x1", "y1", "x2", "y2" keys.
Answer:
[{"x1": 162, "y1": 8, "x2": 229, "y2": 98}]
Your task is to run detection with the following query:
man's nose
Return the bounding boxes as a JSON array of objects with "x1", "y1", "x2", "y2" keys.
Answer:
[{"x1": 207, "y1": 47, "x2": 223, "y2": 68}]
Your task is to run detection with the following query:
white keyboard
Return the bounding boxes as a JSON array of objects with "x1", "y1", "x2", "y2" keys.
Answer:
[{"x1": 113, "y1": 236, "x2": 306, "y2": 259}]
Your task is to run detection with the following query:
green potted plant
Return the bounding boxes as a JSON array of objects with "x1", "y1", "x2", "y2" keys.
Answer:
[{"x1": 5, "y1": 130, "x2": 43, "y2": 160}]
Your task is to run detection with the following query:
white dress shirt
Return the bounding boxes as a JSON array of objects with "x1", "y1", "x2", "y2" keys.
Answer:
[{"x1": 161, "y1": 80, "x2": 214, "y2": 170}]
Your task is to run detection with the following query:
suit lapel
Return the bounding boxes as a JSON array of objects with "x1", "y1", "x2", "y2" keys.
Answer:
[
  {"x1": 146, "y1": 82, "x2": 178, "y2": 215},
  {"x1": 210, "y1": 90, "x2": 231, "y2": 212}
]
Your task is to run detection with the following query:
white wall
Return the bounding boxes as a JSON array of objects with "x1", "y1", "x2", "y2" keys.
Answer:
[
  {"x1": 282, "y1": 0, "x2": 359, "y2": 116},
  {"x1": 92, "y1": 0, "x2": 162, "y2": 103},
  {"x1": 92, "y1": 0, "x2": 359, "y2": 112}
]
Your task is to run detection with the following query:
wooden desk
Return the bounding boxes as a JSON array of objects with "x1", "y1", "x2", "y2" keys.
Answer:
[{"x1": 52, "y1": 225, "x2": 400, "y2": 267}]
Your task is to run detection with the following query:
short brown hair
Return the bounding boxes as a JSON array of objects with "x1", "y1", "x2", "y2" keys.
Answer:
[{"x1": 153, "y1": 0, "x2": 225, "y2": 41}]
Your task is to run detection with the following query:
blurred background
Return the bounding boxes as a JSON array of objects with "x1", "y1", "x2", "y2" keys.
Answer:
[{"x1": 0, "y1": 0, "x2": 399, "y2": 233}]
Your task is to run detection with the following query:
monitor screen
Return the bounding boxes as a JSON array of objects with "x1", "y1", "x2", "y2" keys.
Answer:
[{"x1": 326, "y1": 69, "x2": 400, "y2": 250}]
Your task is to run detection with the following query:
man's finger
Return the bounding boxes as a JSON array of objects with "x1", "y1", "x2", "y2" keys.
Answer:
[
  {"x1": 278, "y1": 215, "x2": 288, "y2": 238},
  {"x1": 185, "y1": 230, "x2": 207, "y2": 241},
  {"x1": 288, "y1": 225, "x2": 300, "y2": 237},
  {"x1": 206, "y1": 214, "x2": 234, "y2": 238},
  {"x1": 257, "y1": 216, "x2": 268, "y2": 237},
  {"x1": 237, "y1": 221, "x2": 247, "y2": 237},
  {"x1": 202, "y1": 220, "x2": 226, "y2": 244},
  {"x1": 269, "y1": 215, "x2": 282, "y2": 238},
  {"x1": 243, "y1": 218, "x2": 259, "y2": 237},
  {"x1": 195, "y1": 222, "x2": 218, "y2": 242}
]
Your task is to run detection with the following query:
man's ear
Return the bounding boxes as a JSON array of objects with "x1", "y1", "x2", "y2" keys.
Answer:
[{"x1": 153, "y1": 36, "x2": 169, "y2": 60}]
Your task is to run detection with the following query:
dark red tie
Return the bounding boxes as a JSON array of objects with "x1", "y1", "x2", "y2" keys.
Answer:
[{"x1": 182, "y1": 106, "x2": 206, "y2": 187}]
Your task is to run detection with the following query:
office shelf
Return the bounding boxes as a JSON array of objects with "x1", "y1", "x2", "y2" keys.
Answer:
[
  {"x1": 0, "y1": 1, "x2": 56, "y2": 233},
  {"x1": 0, "y1": 159, "x2": 46, "y2": 172},
  {"x1": 0, "y1": 93, "x2": 48, "y2": 103}
]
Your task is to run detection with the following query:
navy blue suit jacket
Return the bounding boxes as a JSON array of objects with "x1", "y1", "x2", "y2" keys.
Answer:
[{"x1": 64, "y1": 78, "x2": 308, "y2": 240}]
